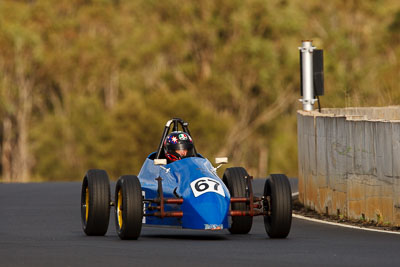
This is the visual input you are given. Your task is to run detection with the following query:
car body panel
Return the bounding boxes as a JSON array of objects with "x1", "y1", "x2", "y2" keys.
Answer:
[{"x1": 138, "y1": 153, "x2": 230, "y2": 230}]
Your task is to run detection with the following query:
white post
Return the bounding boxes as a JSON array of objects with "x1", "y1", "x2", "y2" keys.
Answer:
[{"x1": 299, "y1": 40, "x2": 317, "y2": 111}]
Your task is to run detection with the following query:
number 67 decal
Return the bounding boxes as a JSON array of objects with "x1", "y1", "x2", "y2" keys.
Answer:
[{"x1": 190, "y1": 177, "x2": 225, "y2": 197}]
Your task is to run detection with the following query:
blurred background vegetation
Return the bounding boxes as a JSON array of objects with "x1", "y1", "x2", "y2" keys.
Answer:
[{"x1": 0, "y1": 0, "x2": 399, "y2": 182}]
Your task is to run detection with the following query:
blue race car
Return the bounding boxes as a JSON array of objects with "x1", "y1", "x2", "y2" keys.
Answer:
[{"x1": 80, "y1": 118, "x2": 292, "y2": 239}]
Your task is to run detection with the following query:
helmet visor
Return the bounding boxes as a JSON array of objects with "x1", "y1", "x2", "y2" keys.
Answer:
[{"x1": 167, "y1": 143, "x2": 194, "y2": 151}]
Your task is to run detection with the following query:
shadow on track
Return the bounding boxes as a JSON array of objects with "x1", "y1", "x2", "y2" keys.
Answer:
[{"x1": 141, "y1": 234, "x2": 228, "y2": 241}]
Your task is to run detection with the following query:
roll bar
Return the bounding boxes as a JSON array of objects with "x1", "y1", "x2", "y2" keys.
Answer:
[{"x1": 155, "y1": 118, "x2": 197, "y2": 159}]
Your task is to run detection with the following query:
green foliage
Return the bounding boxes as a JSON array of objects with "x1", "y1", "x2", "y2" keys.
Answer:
[
  {"x1": 268, "y1": 112, "x2": 299, "y2": 178},
  {"x1": 1, "y1": 0, "x2": 400, "y2": 181},
  {"x1": 30, "y1": 95, "x2": 112, "y2": 180}
]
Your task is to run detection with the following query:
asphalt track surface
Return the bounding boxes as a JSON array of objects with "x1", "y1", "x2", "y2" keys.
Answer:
[{"x1": 1, "y1": 182, "x2": 400, "y2": 267}]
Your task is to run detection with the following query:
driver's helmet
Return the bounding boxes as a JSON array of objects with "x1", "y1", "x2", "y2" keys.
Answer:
[{"x1": 164, "y1": 131, "x2": 194, "y2": 162}]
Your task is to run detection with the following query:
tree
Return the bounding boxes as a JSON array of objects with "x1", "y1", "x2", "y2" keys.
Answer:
[{"x1": 1, "y1": 0, "x2": 400, "y2": 181}]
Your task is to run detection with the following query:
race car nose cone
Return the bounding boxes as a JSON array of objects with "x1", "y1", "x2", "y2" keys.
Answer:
[{"x1": 181, "y1": 191, "x2": 230, "y2": 230}]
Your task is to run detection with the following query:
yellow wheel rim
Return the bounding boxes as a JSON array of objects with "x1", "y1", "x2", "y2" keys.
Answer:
[
  {"x1": 117, "y1": 189, "x2": 123, "y2": 228},
  {"x1": 85, "y1": 187, "x2": 89, "y2": 222}
]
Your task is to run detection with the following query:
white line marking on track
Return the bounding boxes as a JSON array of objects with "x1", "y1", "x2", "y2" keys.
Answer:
[{"x1": 293, "y1": 214, "x2": 400, "y2": 235}]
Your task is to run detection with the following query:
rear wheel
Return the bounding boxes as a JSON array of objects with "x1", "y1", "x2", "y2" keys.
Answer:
[
  {"x1": 81, "y1": 169, "x2": 111, "y2": 236},
  {"x1": 263, "y1": 174, "x2": 292, "y2": 238},
  {"x1": 115, "y1": 175, "x2": 143, "y2": 240},
  {"x1": 223, "y1": 167, "x2": 253, "y2": 234}
]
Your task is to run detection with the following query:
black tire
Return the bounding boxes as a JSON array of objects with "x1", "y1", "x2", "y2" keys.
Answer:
[
  {"x1": 263, "y1": 174, "x2": 292, "y2": 238},
  {"x1": 115, "y1": 175, "x2": 143, "y2": 240},
  {"x1": 223, "y1": 167, "x2": 253, "y2": 234},
  {"x1": 81, "y1": 169, "x2": 111, "y2": 236}
]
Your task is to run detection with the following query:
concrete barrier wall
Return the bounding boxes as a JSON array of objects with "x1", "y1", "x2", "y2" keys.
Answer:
[{"x1": 297, "y1": 106, "x2": 400, "y2": 225}]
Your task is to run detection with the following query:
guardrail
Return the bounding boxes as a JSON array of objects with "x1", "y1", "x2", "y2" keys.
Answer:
[{"x1": 297, "y1": 106, "x2": 400, "y2": 226}]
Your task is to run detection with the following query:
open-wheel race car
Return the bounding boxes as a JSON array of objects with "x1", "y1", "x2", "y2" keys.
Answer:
[{"x1": 80, "y1": 118, "x2": 292, "y2": 239}]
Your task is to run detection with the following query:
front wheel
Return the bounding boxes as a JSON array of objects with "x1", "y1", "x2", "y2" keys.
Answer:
[
  {"x1": 263, "y1": 174, "x2": 292, "y2": 238},
  {"x1": 115, "y1": 175, "x2": 143, "y2": 240},
  {"x1": 223, "y1": 167, "x2": 253, "y2": 234},
  {"x1": 81, "y1": 169, "x2": 111, "y2": 236}
]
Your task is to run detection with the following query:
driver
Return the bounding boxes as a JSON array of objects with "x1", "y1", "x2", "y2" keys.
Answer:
[{"x1": 164, "y1": 131, "x2": 194, "y2": 162}]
